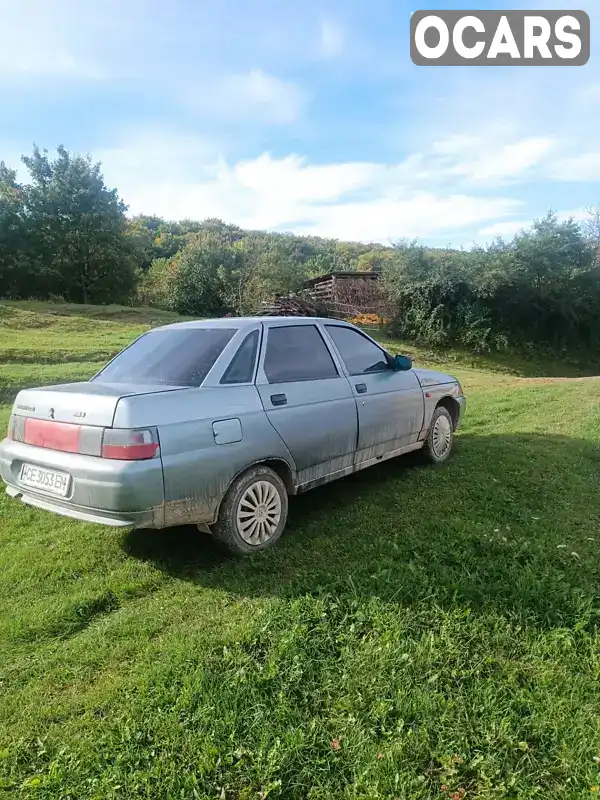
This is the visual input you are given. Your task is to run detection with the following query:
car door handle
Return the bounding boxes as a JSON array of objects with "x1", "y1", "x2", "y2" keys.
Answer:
[
  {"x1": 270, "y1": 393, "x2": 287, "y2": 406},
  {"x1": 355, "y1": 383, "x2": 367, "y2": 394}
]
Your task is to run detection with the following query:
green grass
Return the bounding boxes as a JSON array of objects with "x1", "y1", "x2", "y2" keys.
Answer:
[
  {"x1": 0, "y1": 301, "x2": 186, "y2": 365},
  {"x1": 1, "y1": 301, "x2": 600, "y2": 799}
]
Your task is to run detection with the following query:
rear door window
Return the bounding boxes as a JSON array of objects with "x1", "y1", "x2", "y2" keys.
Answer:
[
  {"x1": 264, "y1": 325, "x2": 338, "y2": 383},
  {"x1": 94, "y1": 328, "x2": 236, "y2": 387}
]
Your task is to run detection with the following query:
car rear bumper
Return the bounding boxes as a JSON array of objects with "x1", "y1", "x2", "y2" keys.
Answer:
[
  {"x1": 0, "y1": 437, "x2": 164, "y2": 529},
  {"x1": 4, "y1": 484, "x2": 160, "y2": 527}
]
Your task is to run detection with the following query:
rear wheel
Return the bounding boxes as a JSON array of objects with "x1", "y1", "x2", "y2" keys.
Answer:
[
  {"x1": 423, "y1": 406, "x2": 454, "y2": 465},
  {"x1": 211, "y1": 465, "x2": 288, "y2": 555}
]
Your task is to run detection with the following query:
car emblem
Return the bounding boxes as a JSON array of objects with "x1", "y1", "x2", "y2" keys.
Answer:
[{"x1": 49, "y1": 408, "x2": 55, "y2": 419}]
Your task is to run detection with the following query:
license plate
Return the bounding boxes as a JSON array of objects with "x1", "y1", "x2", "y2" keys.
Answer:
[{"x1": 19, "y1": 463, "x2": 71, "y2": 497}]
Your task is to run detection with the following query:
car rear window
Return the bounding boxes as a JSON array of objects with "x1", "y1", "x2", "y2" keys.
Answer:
[{"x1": 93, "y1": 328, "x2": 236, "y2": 387}]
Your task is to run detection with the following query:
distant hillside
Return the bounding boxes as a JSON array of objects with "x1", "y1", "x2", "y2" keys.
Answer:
[{"x1": 0, "y1": 300, "x2": 190, "y2": 328}]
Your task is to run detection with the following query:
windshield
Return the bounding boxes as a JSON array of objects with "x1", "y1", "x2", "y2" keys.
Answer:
[{"x1": 93, "y1": 328, "x2": 236, "y2": 387}]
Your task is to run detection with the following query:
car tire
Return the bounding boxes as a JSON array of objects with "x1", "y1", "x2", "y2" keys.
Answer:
[
  {"x1": 422, "y1": 405, "x2": 454, "y2": 465},
  {"x1": 211, "y1": 465, "x2": 289, "y2": 555}
]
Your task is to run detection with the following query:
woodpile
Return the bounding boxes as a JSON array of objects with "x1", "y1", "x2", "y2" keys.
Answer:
[
  {"x1": 259, "y1": 272, "x2": 387, "y2": 319},
  {"x1": 260, "y1": 294, "x2": 320, "y2": 317}
]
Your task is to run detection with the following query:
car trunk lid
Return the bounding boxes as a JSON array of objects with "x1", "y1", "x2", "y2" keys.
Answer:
[{"x1": 12, "y1": 381, "x2": 185, "y2": 428}]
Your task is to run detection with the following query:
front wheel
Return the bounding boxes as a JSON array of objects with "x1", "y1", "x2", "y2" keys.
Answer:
[
  {"x1": 211, "y1": 465, "x2": 289, "y2": 555},
  {"x1": 423, "y1": 406, "x2": 454, "y2": 465}
]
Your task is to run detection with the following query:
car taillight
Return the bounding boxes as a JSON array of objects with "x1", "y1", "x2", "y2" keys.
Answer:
[
  {"x1": 7, "y1": 416, "x2": 159, "y2": 461},
  {"x1": 7, "y1": 414, "x2": 25, "y2": 442},
  {"x1": 101, "y1": 428, "x2": 160, "y2": 460}
]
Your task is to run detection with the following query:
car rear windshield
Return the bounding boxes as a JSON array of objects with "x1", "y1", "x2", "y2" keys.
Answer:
[{"x1": 93, "y1": 328, "x2": 236, "y2": 387}]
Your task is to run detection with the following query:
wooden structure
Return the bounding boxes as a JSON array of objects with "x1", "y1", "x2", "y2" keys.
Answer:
[
  {"x1": 302, "y1": 271, "x2": 378, "y2": 300},
  {"x1": 261, "y1": 271, "x2": 387, "y2": 320},
  {"x1": 301, "y1": 272, "x2": 383, "y2": 318}
]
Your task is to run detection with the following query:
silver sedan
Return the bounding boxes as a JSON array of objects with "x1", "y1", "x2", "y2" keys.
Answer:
[{"x1": 0, "y1": 317, "x2": 466, "y2": 554}]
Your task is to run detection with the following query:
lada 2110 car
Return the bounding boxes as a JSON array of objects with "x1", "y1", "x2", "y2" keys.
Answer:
[{"x1": 0, "y1": 317, "x2": 466, "y2": 554}]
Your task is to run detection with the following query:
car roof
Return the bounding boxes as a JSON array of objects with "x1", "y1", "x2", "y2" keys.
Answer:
[{"x1": 154, "y1": 316, "x2": 352, "y2": 331}]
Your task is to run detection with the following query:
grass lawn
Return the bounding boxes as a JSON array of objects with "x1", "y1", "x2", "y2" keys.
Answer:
[{"x1": 1, "y1": 301, "x2": 600, "y2": 799}]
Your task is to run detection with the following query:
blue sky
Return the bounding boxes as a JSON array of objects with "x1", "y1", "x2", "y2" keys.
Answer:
[{"x1": 1, "y1": 0, "x2": 598, "y2": 246}]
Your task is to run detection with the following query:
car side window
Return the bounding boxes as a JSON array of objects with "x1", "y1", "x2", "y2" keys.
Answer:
[
  {"x1": 221, "y1": 330, "x2": 260, "y2": 384},
  {"x1": 326, "y1": 325, "x2": 390, "y2": 375},
  {"x1": 264, "y1": 325, "x2": 339, "y2": 383}
]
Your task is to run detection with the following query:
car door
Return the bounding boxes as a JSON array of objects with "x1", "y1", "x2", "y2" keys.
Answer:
[
  {"x1": 255, "y1": 322, "x2": 358, "y2": 486},
  {"x1": 324, "y1": 324, "x2": 424, "y2": 463}
]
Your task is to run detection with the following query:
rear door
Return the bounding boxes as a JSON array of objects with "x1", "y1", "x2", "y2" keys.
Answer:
[
  {"x1": 255, "y1": 322, "x2": 358, "y2": 485},
  {"x1": 324, "y1": 324, "x2": 424, "y2": 463}
]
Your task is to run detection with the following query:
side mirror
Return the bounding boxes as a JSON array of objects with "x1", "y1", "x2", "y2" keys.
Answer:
[{"x1": 394, "y1": 354, "x2": 412, "y2": 371}]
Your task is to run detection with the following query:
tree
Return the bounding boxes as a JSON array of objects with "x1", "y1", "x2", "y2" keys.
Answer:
[
  {"x1": 356, "y1": 248, "x2": 399, "y2": 273},
  {"x1": 0, "y1": 163, "x2": 31, "y2": 297},
  {"x1": 5, "y1": 144, "x2": 600, "y2": 362},
  {"x1": 166, "y1": 230, "x2": 245, "y2": 316},
  {"x1": 21, "y1": 145, "x2": 137, "y2": 303},
  {"x1": 582, "y1": 205, "x2": 600, "y2": 267},
  {"x1": 511, "y1": 212, "x2": 593, "y2": 292},
  {"x1": 126, "y1": 216, "x2": 164, "y2": 270},
  {"x1": 380, "y1": 213, "x2": 600, "y2": 355}
]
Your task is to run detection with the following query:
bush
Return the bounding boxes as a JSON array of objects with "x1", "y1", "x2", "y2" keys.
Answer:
[{"x1": 383, "y1": 213, "x2": 600, "y2": 358}]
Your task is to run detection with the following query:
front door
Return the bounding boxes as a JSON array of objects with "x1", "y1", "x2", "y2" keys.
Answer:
[
  {"x1": 255, "y1": 323, "x2": 358, "y2": 485},
  {"x1": 324, "y1": 324, "x2": 424, "y2": 463}
]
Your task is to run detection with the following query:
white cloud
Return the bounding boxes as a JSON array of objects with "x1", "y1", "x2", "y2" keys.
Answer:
[
  {"x1": 479, "y1": 220, "x2": 528, "y2": 239},
  {"x1": 405, "y1": 47, "x2": 600, "y2": 188},
  {"x1": 95, "y1": 132, "x2": 520, "y2": 242},
  {"x1": 232, "y1": 153, "x2": 378, "y2": 201},
  {"x1": 297, "y1": 193, "x2": 518, "y2": 242},
  {"x1": 0, "y1": 0, "x2": 107, "y2": 80},
  {"x1": 557, "y1": 208, "x2": 590, "y2": 222},
  {"x1": 195, "y1": 69, "x2": 307, "y2": 125},
  {"x1": 97, "y1": 132, "x2": 220, "y2": 189},
  {"x1": 318, "y1": 20, "x2": 345, "y2": 59},
  {"x1": 442, "y1": 136, "x2": 555, "y2": 183},
  {"x1": 428, "y1": 112, "x2": 599, "y2": 188},
  {"x1": 479, "y1": 208, "x2": 592, "y2": 241},
  {"x1": 432, "y1": 135, "x2": 482, "y2": 157},
  {"x1": 556, "y1": 206, "x2": 595, "y2": 224},
  {"x1": 0, "y1": 38, "x2": 104, "y2": 81},
  {"x1": 549, "y1": 153, "x2": 600, "y2": 182},
  {"x1": 398, "y1": 132, "x2": 558, "y2": 189}
]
